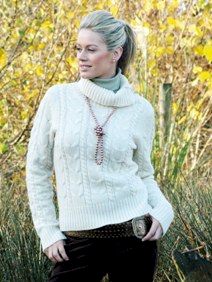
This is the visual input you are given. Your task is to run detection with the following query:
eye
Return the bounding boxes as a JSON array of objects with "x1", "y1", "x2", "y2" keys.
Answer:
[{"x1": 75, "y1": 46, "x2": 96, "y2": 52}]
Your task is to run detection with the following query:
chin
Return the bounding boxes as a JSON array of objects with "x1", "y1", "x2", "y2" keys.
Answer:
[{"x1": 80, "y1": 72, "x2": 96, "y2": 79}]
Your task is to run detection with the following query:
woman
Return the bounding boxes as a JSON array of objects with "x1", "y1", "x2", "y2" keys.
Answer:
[{"x1": 26, "y1": 10, "x2": 174, "y2": 282}]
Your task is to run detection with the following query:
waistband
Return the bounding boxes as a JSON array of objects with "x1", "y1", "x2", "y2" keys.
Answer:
[{"x1": 63, "y1": 214, "x2": 152, "y2": 239}]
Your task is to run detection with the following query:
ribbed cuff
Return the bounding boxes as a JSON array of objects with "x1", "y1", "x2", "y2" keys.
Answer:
[
  {"x1": 38, "y1": 225, "x2": 67, "y2": 253},
  {"x1": 148, "y1": 201, "x2": 174, "y2": 236}
]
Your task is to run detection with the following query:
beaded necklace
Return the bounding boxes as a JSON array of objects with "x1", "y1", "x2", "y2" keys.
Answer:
[{"x1": 83, "y1": 95, "x2": 117, "y2": 165}]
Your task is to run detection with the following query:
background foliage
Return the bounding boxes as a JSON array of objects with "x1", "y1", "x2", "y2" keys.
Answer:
[{"x1": 0, "y1": 0, "x2": 211, "y2": 281}]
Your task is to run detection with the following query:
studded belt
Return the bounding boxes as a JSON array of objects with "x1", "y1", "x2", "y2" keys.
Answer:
[{"x1": 63, "y1": 214, "x2": 152, "y2": 239}]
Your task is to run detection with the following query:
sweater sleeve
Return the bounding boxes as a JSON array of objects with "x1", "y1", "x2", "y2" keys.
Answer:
[
  {"x1": 25, "y1": 85, "x2": 67, "y2": 253},
  {"x1": 133, "y1": 102, "x2": 174, "y2": 236}
]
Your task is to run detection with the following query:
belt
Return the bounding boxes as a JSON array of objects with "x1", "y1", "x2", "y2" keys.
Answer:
[{"x1": 64, "y1": 214, "x2": 152, "y2": 239}]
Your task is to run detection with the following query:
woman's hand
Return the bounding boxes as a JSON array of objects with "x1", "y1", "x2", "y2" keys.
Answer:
[
  {"x1": 44, "y1": 239, "x2": 69, "y2": 263},
  {"x1": 142, "y1": 216, "x2": 163, "y2": 241}
]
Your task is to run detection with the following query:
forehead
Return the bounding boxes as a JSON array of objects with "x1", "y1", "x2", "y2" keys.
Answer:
[{"x1": 76, "y1": 29, "x2": 105, "y2": 46}]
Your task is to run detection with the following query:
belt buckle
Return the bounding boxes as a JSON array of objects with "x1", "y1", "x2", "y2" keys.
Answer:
[{"x1": 132, "y1": 215, "x2": 148, "y2": 239}]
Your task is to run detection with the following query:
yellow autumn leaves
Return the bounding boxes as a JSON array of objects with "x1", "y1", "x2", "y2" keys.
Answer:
[
  {"x1": 0, "y1": 48, "x2": 7, "y2": 67},
  {"x1": 0, "y1": 0, "x2": 211, "y2": 158},
  {"x1": 194, "y1": 42, "x2": 212, "y2": 63}
]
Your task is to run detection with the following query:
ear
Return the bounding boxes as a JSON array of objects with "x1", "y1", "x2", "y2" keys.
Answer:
[{"x1": 113, "y1": 46, "x2": 123, "y2": 61}]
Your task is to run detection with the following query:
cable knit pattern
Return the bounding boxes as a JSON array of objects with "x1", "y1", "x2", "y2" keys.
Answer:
[{"x1": 25, "y1": 74, "x2": 174, "y2": 252}]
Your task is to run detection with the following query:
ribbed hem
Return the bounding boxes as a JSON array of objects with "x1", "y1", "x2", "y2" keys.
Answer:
[
  {"x1": 58, "y1": 193, "x2": 174, "y2": 238},
  {"x1": 59, "y1": 193, "x2": 154, "y2": 231}
]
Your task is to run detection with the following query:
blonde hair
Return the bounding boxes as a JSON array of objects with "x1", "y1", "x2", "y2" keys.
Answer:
[{"x1": 78, "y1": 10, "x2": 137, "y2": 75}]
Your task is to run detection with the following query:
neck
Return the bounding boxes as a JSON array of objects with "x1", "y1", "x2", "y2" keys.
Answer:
[{"x1": 90, "y1": 68, "x2": 122, "y2": 93}]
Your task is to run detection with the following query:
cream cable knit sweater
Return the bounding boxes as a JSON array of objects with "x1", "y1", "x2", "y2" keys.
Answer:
[{"x1": 25, "y1": 74, "x2": 174, "y2": 252}]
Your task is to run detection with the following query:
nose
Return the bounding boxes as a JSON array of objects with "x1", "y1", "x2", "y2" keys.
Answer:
[{"x1": 77, "y1": 49, "x2": 88, "y2": 61}]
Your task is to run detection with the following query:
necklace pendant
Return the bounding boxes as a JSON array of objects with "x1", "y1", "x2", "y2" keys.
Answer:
[{"x1": 94, "y1": 125, "x2": 105, "y2": 137}]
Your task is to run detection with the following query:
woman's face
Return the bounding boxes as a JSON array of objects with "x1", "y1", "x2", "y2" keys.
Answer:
[{"x1": 76, "y1": 28, "x2": 122, "y2": 79}]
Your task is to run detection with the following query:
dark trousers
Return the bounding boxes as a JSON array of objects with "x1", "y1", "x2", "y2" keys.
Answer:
[{"x1": 48, "y1": 235, "x2": 158, "y2": 282}]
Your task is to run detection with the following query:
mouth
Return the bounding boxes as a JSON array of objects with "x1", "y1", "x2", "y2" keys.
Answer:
[
  {"x1": 79, "y1": 65, "x2": 92, "y2": 70},
  {"x1": 80, "y1": 66, "x2": 91, "y2": 71}
]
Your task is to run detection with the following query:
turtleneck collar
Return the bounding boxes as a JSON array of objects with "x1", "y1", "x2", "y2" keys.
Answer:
[
  {"x1": 90, "y1": 67, "x2": 122, "y2": 93},
  {"x1": 76, "y1": 69, "x2": 138, "y2": 107}
]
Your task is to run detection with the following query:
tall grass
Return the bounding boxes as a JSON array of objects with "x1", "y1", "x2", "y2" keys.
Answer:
[
  {"x1": 0, "y1": 170, "x2": 211, "y2": 281},
  {"x1": 155, "y1": 176, "x2": 212, "y2": 281},
  {"x1": 0, "y1": 185, "x2": 51, "y2": 281}
]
